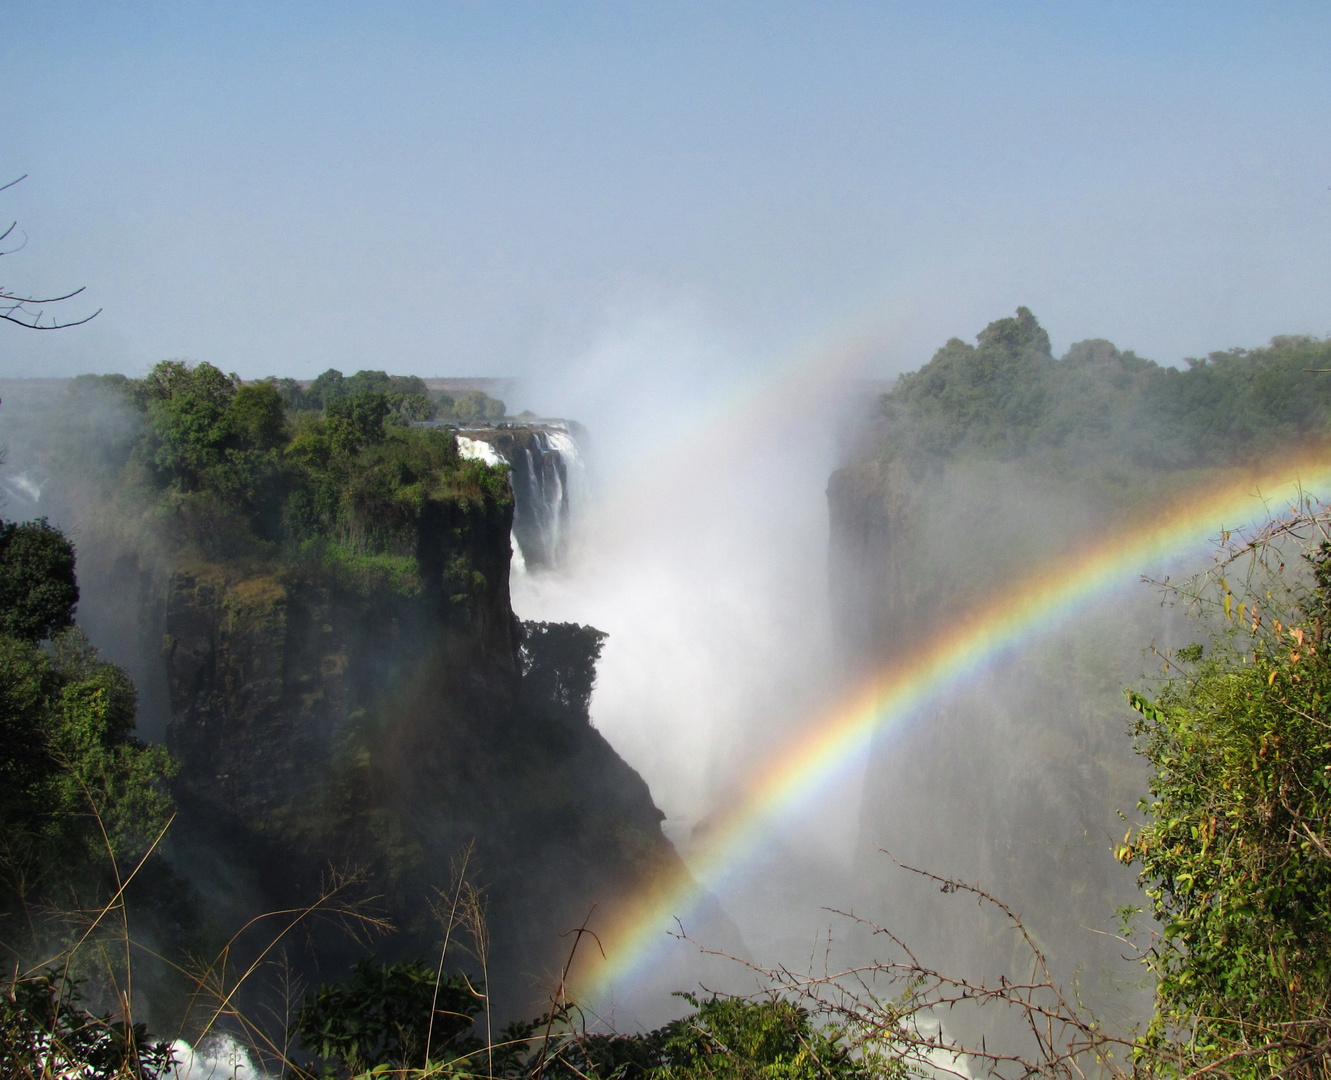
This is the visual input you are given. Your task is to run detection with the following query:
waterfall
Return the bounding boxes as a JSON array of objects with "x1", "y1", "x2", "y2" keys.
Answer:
[
  {"x1": 455, "y1": 435, "x2": 504, "y2": 467},
  {"x1": 509, "y1": 427, "x2": 588, "y2": 571},
  {"x1": 454, "y1": 424, "x2": 586, "y2": 575}
]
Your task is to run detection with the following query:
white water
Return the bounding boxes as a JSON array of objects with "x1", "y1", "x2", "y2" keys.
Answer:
[
  {"x1": 456, "y1": 434, "x2": 525, "y2": 572},
  {"x1": 159, "y1": 1035, "x2": 269, "y2": 1080},
  {"x1": 498, "y1": 393, "x2": 873, "y2": 1028},
  {"x1": 456, "y1": 426, "x2": 589, "y2": 575},
  {"x1": 512, "y1": 428, "x2": 589, "y2": 570},
  {"x1": 456, "y1": 435, "x2": 504, "y2": 467}
]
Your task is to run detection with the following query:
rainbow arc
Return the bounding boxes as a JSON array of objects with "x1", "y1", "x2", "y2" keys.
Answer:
[{"x1": 576, "y1": 453, "x2": 1331, "y2": 999}]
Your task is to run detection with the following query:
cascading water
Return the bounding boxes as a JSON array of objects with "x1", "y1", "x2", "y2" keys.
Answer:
[
  {"x1": 510, "y1": 428, "x2": 588, "y2": 570},
  {"x1": 455, "y1": 424, "x2": 587, "y2": 576}
]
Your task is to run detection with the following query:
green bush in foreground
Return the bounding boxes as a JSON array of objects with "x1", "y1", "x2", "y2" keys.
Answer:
[
  {"x1": 292, "y1": 961, "x2": 881, "y2": 1080},
  {"x1": 1122, "y1": 540, "x2": 1331, "y2": 1077},
  {"x1": 0, "y1": 971, "x2": 174, "y2": 1080}
]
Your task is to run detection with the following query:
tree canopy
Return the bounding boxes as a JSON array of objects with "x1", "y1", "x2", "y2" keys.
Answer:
[
  {"x1": 0, "y1": 517, "x2": 174, "y2": 930},
  {"x1": 0, "y1": 518, "x2": 78, "y2": 642},
  {"x1": 879, "y1": 310, "x2": 1331, "y2": 473}
]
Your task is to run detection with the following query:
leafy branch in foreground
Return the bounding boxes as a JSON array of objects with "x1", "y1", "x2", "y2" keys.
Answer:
[
  {"x1": 0, "y1": 970, "x2": 175, "y2": 1080},
  {"x1": 1121, "y1": 499, "x2": 1331, "y2": 1079}
]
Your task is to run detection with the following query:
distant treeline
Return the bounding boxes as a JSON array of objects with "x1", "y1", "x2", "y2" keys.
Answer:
[
  {"x1": 262, "y1": 367, "x2": 506, "y2": 424},
  {"x1": 879, "y1": 307, "x2": 1331, "y2": 471}
]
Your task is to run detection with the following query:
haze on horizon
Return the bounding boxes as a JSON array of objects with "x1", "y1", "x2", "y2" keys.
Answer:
[{"x1": 1, "y1": 1, "x2": 1329, "y2": 404}]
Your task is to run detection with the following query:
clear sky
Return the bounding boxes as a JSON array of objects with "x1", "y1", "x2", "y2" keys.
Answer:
[{"x1": 2, "y1": 1, "x2": 1329, "y2": 388}]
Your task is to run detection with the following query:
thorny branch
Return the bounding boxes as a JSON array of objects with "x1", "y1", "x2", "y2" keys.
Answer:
[
  {"x1": 1143, "y1": 492, "x2": 1331, "y2": 629},
  {"x1": 672, "y1": 851, "x2": 1136, "y2": 1079}
]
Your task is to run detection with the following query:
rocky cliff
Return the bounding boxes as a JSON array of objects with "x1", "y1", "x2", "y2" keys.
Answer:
[
  {"x1": 0, "y1": 373, "x2": 682, "y2": 1024},
  {"x1": 156, "y1": 480, "x2": 679, "y2": 1019},
  {"x1": 824, "y1": 311, "x2": 1204, "y2": 1036}
]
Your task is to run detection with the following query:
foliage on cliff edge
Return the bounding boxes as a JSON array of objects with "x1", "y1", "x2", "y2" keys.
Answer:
[
  {"x1": 1120, "y1": 521, "x2": 1331, "y2": 1077},
  {"x1": 54, "y1": 361, "x2": 511, "y2": 587}
]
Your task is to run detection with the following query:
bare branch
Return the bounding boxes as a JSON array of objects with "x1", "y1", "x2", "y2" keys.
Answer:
[{"x1": 0, "y1": 172, "x2": 100, "y2": 329}]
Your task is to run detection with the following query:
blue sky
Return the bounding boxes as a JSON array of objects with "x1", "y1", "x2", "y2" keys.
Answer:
[{"x1": 2, "y1": 2, "x2": 1329, "y2": 392}]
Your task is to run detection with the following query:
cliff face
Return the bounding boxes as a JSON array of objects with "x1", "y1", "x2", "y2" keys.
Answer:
[
  {"x1": 826, "y1": 455, "x2": 1078, "y2": 661},
  {"x1": 825, "y1": 457, "x2": 913, "y2": 661},
  {"x1": 0, "y1": 373, "x2": 677, "y2": 1024},
  {"x1": 829, "y1": 308, "x2": 1331, "y2": 1038},
  {"x1": 153, "y1": 479, "x2": 677, "y2": 1016},
  {"x1": 824, "y1": 313, "x2": 1203, "y2": 1035}
]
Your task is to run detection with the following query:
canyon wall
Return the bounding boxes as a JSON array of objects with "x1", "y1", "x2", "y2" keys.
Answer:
[{"x1": 0, "y1": 382, "x2": 681, "y2": 1023}]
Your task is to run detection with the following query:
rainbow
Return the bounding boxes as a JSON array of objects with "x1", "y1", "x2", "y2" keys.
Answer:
[{"x1": 577, "y1": 452, "x2": 1331, "y2": 998}]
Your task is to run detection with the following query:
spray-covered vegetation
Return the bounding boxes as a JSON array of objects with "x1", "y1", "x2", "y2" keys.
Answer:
[{"x1": 878, "y1": 306, "x2": 1331, "y2": 474}]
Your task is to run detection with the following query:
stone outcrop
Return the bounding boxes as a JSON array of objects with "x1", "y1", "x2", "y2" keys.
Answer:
[{"x1": 152, "y1": 478, "x2": 679, "y2": 1017}]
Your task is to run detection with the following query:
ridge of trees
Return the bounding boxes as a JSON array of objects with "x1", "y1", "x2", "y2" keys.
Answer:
[
  {"x1": 879, "y1": 307, "x2": 1331, "y2": 471},
  {"x1": 266, "y1": 368, "x2": 506, "y2": 425}
]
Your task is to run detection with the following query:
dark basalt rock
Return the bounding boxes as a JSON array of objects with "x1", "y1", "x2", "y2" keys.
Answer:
[{"x1": 151, "y1": 481, "x2": 680, "y2": 1022}]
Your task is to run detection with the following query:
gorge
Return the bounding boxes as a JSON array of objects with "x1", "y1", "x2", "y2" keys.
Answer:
[{"x1": 5, "y1": 310, "x2": 1331, "y2": 1074}]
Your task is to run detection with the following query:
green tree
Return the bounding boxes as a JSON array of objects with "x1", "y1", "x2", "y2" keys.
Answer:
[
  {"x1": 540, "y1": 994, "x2": 883, "y2": 1080},
  {"x1": 0, "y1": 517, "x2": 174, "y2": 926},
  {"x1": 326, "y1": 390, "x2": 390, "y2": 447},
  {"x1": 137, "y1": 359, "x2": 239, "y2": 490},
  {"x1": 308, "y1": 368, "x2": 348, "y2": 409},
  {"x1": 519, "y1": 621, "x2": 607, "y2": 725},
  {"x1": 0, "y1": 628, "x2": 175, "y2": 904},
  {"x1": 344, "y1": 369, "x2": 394, "y2": 396},
  {"x1": 228, "y1": 382, "x2": 288, "y2": 451},
  {"x1": 0, "y1": 518, "x2": 78, "y2": 642},
  {"x1": 264, "y1": 375, "x2": 314, "y2": 411},
  {"x1": 392, "y1": 392, "x2": 436, "y2": 424},
  {"x1": 390, "y1": 374, "x2": 429, "y2": 397},
  {"x1": 1120, "y1": 539, "x2": 1331, "y2": 1076},
  {"x1": 451, "y1": 390, "x2": 506, "y2": 423},
  {"x1": 295, "y1": 958, "x2": 482, "y2": 1077}
]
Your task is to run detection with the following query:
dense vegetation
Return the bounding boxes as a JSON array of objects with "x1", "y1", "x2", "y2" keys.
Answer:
[
  {"x1": 266, "y1": 368, "x2": 507, "y2": 425},
  {"x1": 292, "y1": 958, "x2": 878, "y2": 1080},
  {"x1": 1120, "y1": 533, "x2": 1331, "y2": 1077},
  {"x1": 54, "y1": 361, "x2": 513, "y2": 592},
  {"x1": 0, "y1": 518, "x2": 174, "y2": 945},
  {"x1": 878, "y1": 306, "x2": 1331, "y2": 474},
  {"x1": 0, "y1": 516, "x2": 178, "y2": 1077}
]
